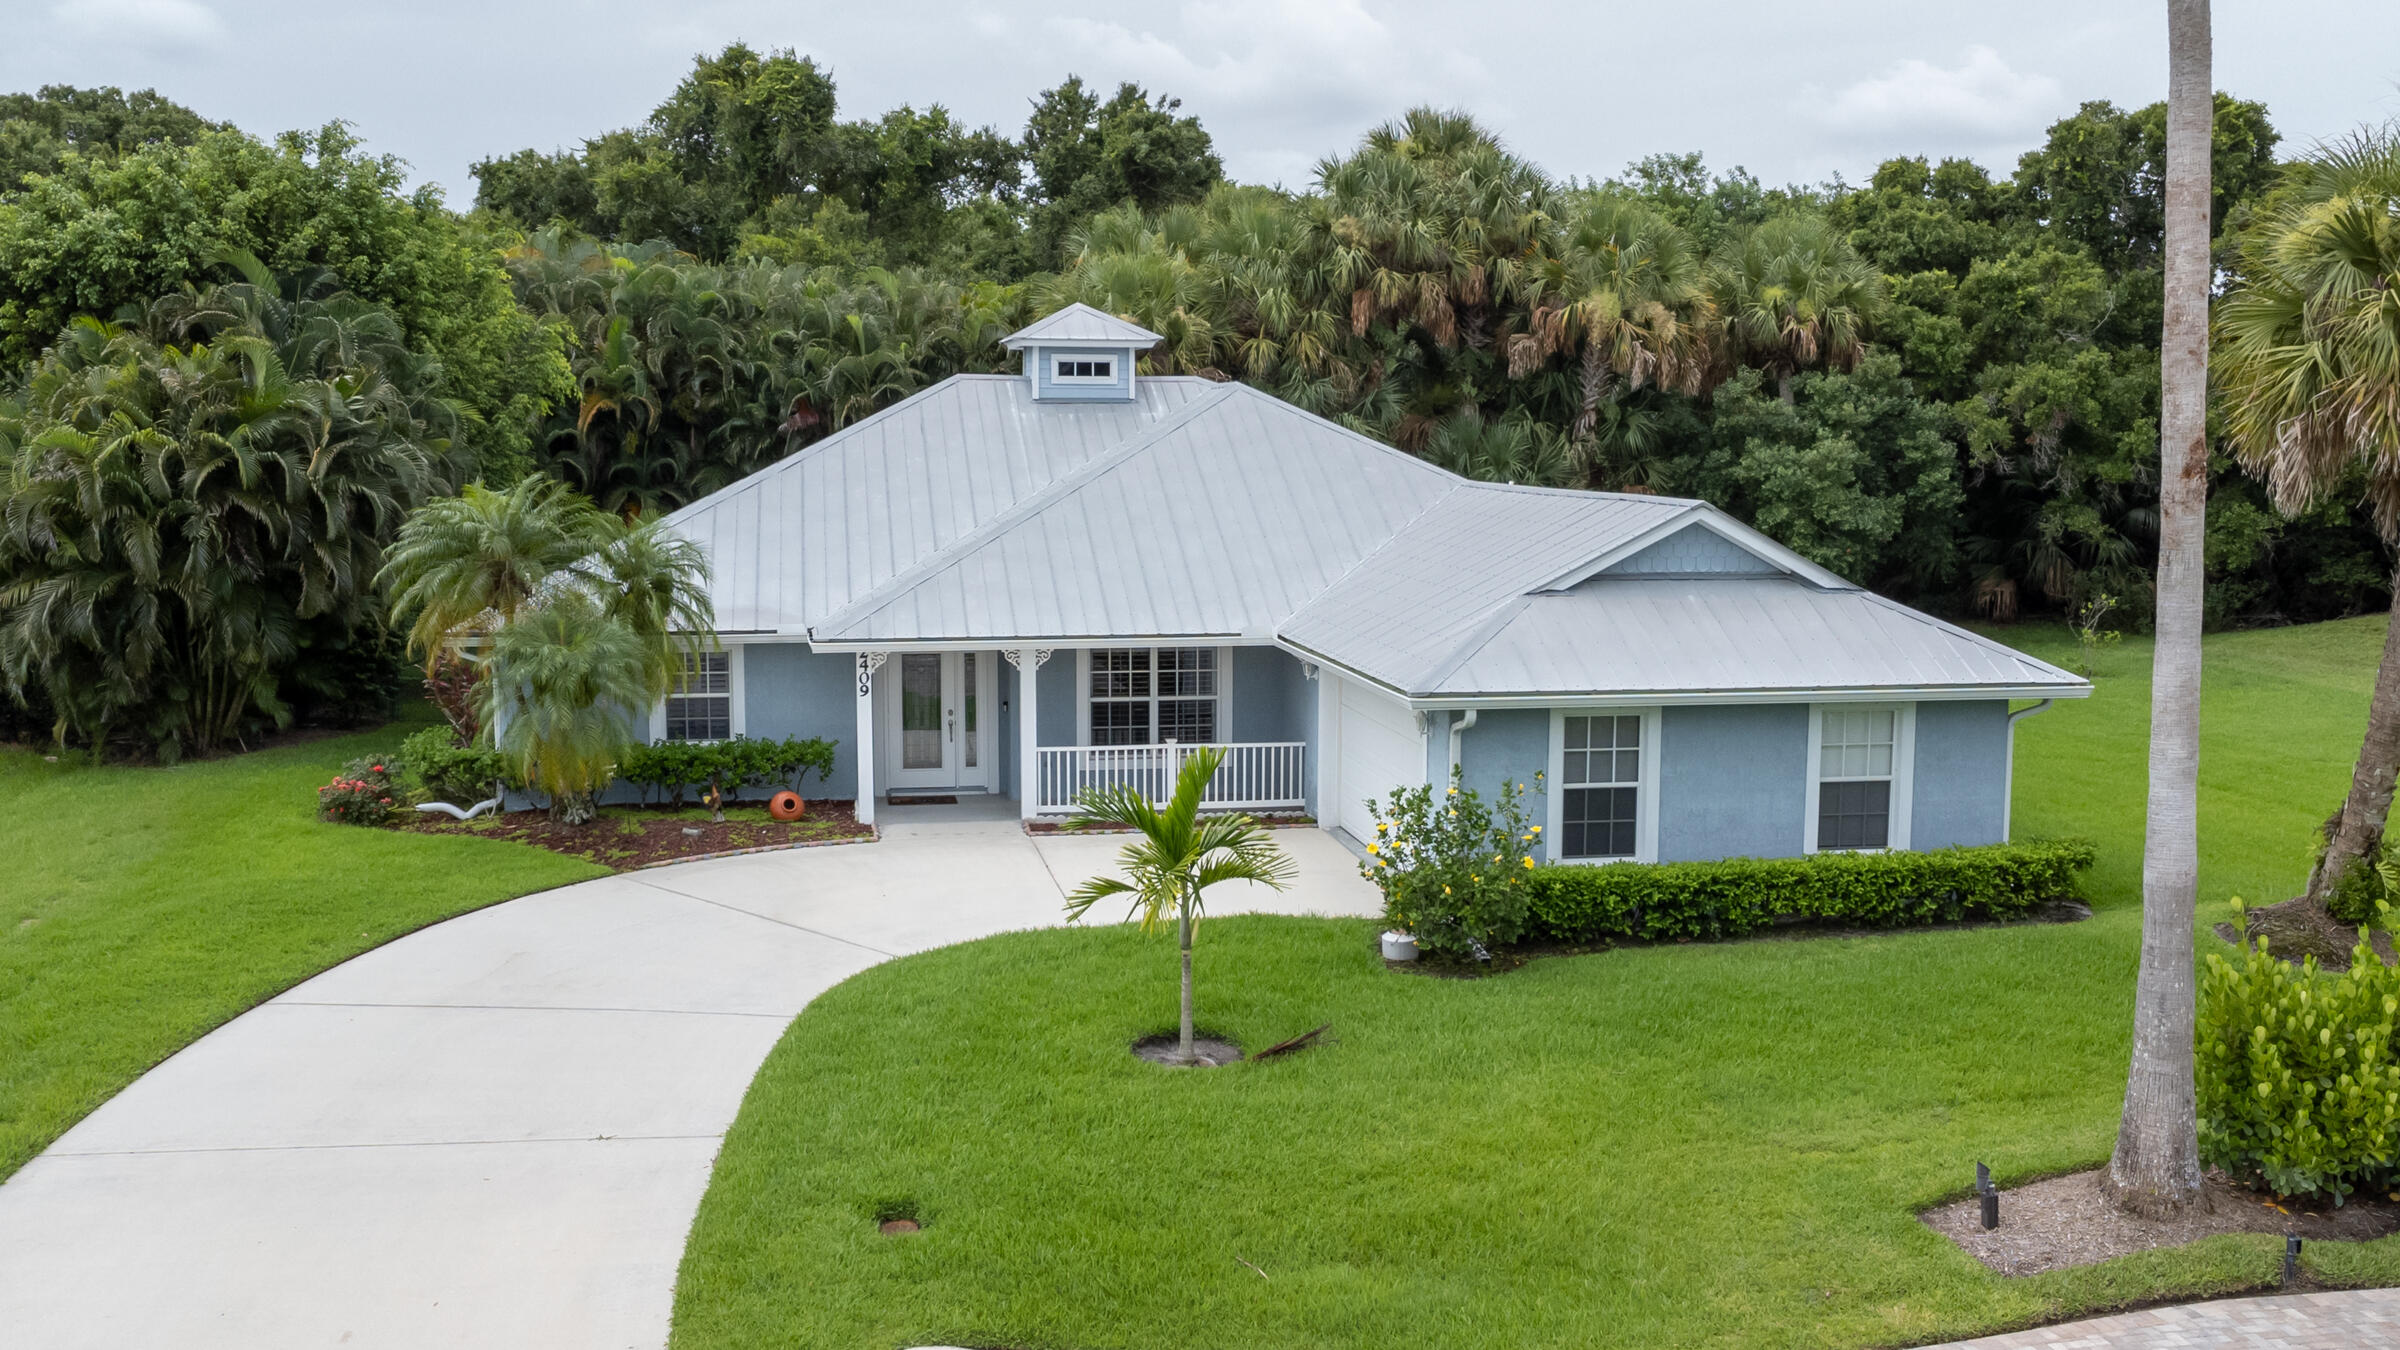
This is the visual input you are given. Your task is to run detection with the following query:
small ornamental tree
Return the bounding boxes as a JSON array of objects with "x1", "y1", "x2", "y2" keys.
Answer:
[
  {"x1": 1064, "y1": 746, "x2": 1296, "y2": 1066},
  {"x1": 1359, "y1": 769, "x2": 1543, "y2": 960}
]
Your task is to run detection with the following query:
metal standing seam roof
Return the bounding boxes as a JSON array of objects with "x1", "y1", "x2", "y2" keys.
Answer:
[
  {"x1": 999, "y1": 302, "x2": 1165, "y2": 349},
  {"x1": 654, "y1": 375, "x2": 1215, "y2": 632},
  {"x1": 662, "y1": 366, "x2": 2088, "y2": 702},
  {"x1": 807, "y1": 384, "x2": 1460, "y2": 642},
  {"x1": 1420, "y1": 577, "x2": 2088, "y2": 699}
]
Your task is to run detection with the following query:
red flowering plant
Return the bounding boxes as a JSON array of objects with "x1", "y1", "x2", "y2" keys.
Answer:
[{"x1": 317, "y1": 755, "x2": 402, "y2": 826}]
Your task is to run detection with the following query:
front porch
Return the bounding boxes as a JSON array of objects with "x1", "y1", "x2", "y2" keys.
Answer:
[{"x1": 845, "y1": 644, "x2": 1313, "y2": 824}]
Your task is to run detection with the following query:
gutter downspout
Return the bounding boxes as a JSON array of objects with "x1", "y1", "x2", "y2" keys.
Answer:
[
  {"x1": 1446, "y1": 709, "x2": 1479, "y2": 783},
  {"x1": 2002, "y1": 699, "x2": 2057, "y2": 841}
]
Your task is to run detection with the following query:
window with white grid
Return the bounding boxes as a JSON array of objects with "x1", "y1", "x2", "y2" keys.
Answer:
[
  {"x1": 1087, "y1": 647, "x2": 1218, "y2": 745},
  {"x1": 1815, "y1": 707, "x2": 1897, "y2": 850},
  {"x1": 664, "y1": 651, "x2": 731, "y2": 742},
  {"x1": 1560, "y1": 714, "x2": 1642, "y2": 860}
]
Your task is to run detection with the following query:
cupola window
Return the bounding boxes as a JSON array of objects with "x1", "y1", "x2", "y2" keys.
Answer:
[{"x1": 1054, "y1": 357, "x2": 1114, "y2": 381}]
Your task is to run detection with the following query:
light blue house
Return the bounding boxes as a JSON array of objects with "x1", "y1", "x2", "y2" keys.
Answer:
[{"x1": 652, "y1": 303, "x2": 2090, "y2": 861}]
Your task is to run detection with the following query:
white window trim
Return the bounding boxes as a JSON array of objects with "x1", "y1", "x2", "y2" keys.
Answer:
[
  {"x1": 1804, "y1": 702, "x2": 1915, "y2": 854},
  {"x1": 1076, "y1": 645, "x2": 1233, "y2": 746},
  {"x1": 1544, "y1": 706, "x2": 1661, "y2": 865},
  {"x1": 1050, "y1": 354, "x2": 1120, "y2": 384},
  {"x1": 650, "y1": 645, "x2": 746, "y2": 743}
]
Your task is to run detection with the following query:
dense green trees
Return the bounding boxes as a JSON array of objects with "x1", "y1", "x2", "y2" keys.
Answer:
[
  {"x1": 0, "y1": 122, "x2": 567, "y2": 479},
  {"x1": 473, "y1": 47, "x2": 1218, "y2": 278},
  {"x1": 3, "y1": 58, "x2": 2395, "y2": 758},
  {"x1": 0, "y1": 279, "x2": 459, "y2": 756}
]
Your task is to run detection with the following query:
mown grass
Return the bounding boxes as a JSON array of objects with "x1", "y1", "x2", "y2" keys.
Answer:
[
  {"x1": 673, "y1": 616, "x2": 2400, "y2": 1349},
  {"x1": 0, "y1": 713, "x2": 602, "y2": 1179}
]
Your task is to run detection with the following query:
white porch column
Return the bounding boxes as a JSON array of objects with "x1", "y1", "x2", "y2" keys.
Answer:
[
  {"x1": 1010, "y1": 646, "x2": 1052, "y2": 820},
  {"x1": 854, "y1": 652, "x2": 884, "y2": 826}
]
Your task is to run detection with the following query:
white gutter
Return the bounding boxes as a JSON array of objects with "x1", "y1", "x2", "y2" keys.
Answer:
[
  {"x1": 2001, "y1": 698, "x2": 2058, "y2": 840},
  {"x1": 1446, "y1": 709, "x2": 1479, "y2": 780}
]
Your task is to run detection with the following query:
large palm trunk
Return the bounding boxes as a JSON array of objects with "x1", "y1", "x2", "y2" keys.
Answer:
[
  {"x1": 2305, "y1": 572, "x2": 2400, "y2": 908},
  {"x1": 2106, "y1": 0, "x2": 2211, "y2": 1219}
]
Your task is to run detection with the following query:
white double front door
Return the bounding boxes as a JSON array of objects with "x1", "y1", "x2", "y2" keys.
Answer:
[{"x1": 880, "y1": 651, "x2": 998, "y2": 792}]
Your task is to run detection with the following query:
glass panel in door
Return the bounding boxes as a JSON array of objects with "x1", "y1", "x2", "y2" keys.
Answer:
[
  {"x1": 900, "y1": 653, "x2": 944, "y2": 771},
  {"x1": 962, "y1": 654, "x2": 978, "y2": 768}
]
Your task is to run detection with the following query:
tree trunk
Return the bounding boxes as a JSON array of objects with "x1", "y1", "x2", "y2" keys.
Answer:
[
  {"x1": 1776, "y1": 369, "x2": 1796, "y2": 406},
  {"x1": 2106, "y1": 0, "x2": 2211, "y2": 1220},
  {"x1": 1177, "y1": 902, "x2": 1196, "y2": 1065},
  {"x1": 2305, "y1": 571, "x2": 2400, "y2": 909},
  {"x1": 554, "y1": 790, "x2": 597, "y2": 826}
]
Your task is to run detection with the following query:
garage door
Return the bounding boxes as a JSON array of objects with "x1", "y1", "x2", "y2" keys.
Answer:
[{"x1": 1335, "y1": 676, "x2": 1424, "y2": 841}]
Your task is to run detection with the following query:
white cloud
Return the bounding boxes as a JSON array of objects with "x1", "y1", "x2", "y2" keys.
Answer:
[
  {"x1": 1812, "y1": 45, "x2": 2063, "y2": 141},
  {"x1": 1041, "y1": 0, "x2": 1491, "y2": 186},
  {"x1": 48, "y1": 0, "x2": 227, "y2": 53}
]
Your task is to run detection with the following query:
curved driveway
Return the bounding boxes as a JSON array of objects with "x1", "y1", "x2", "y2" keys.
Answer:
[{"x1": 0, "y1": 811, "x2": 1379, "y2": 1349}]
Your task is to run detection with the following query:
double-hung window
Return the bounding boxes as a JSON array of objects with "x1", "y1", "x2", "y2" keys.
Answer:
[
  {"x1": 1547, "y1": 708, "x2": 1657, "y2": 862},
  {"x1": 1087, "y1": 647, "x2": 1219, "y2": 745},
  {"x1": 1808, "y1": 705, "x2": 1913, "y2": 851},
  {"x1": 663, "y1": 650, "x2": 733, "y2": 742}
]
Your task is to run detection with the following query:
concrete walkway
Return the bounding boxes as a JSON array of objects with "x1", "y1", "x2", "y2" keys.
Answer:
[
  {"x1": 0, "y1": 812, "x2": 1379, "y2": 1350},
  {"x1": 1922, "y1": 1288, "x2": 2400, "y2": 1348}
]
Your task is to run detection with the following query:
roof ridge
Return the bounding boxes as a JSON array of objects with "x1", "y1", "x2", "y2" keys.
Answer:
[
  {"x1": 1408, "y1": 593, "x2": 1536, "y2": 695},
  {"x1": 807, "y1": 383, "x2": 1241, "y2": 638}
]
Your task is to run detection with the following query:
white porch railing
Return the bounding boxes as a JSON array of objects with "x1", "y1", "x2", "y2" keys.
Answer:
[{"x1": 1034, "y1": 742, "x2": 1307, "y2": 816}]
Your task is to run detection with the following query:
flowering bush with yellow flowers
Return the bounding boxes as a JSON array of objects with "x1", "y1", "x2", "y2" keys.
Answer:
[{"x1": 1358, "y1": 768, "x2": 1542, "y2": 959}]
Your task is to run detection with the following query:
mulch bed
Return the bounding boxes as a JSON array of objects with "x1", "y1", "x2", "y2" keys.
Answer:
[
  {"x1": 1923, "y1": 1167, "x2": 2400, "y2": 1276},
  {"x1": 2213, "y1": 893, "x2": 2396, "y2": 970},
  {"x1": 402, "y1": 801, "x2": 874, "y2": 869},
  {"x1": 1026, "y1": 813, "x2": 1317, "y2": 835}
]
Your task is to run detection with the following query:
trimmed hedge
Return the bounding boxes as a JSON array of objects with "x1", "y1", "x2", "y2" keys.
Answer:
[
  {"x1": 1523, "y1": 840, "x2": 2096, "y2": 944},
  {"x1": 617, "y1": 735, "x2": 837, "y2": 807}
]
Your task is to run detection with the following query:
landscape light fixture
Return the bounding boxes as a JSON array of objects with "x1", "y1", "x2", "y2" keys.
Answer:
[
  {"x1": 2285, "y1": 1234, "x2": 2302, "y2": 1284},
  {"x1": 1975, "y1": 1162, "x2": 1998, "y2": 1231}
]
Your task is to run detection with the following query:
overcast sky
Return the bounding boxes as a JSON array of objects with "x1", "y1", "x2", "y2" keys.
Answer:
[{"x1": 11, "y1": 1, "x2": 2400, "y2": 204}]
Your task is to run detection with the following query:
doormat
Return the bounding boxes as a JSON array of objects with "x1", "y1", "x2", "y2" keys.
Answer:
[{"x1": 886, "y1": 794, "x2": 958, "y2": 806}]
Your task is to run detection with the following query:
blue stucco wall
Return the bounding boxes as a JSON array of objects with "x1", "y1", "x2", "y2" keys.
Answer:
[
  {"x1": 744, "y1": 643, "x2": 859, "y2": 799},
  {"x1": 1911, "y1": 699, "x2": 2010, "y2": 848},
  {"x1": 1658, "y1": 704, "x2": 1810, "y2": 861},
  {"x1": 1031, "y1": 345, "x2": 1136, "y2": 402},
  {"x1": 1230, "y1": 646, "x2": 1310, "y2": 743},
  {"x1": 1037, "y1": 654, "x2": 1078, "y2": 746},
  {"x1": 1447, "y1": 709, "x2": 1551, "y2": 836}
]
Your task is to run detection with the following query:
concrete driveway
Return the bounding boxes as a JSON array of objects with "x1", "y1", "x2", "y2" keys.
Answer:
[{"x1": 0, "y1": 812, "x2": 1379, "y2": 1350}]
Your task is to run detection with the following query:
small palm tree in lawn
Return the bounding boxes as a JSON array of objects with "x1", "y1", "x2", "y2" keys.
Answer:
[{"x1": 1065, "y1": 746, "x2": 1297, "y2": 1067}]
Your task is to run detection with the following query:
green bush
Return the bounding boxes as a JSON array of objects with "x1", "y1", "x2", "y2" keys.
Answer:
[
  {"x1": 1358, "y1": 771, "x2": 1543, "y2": 959},
  {"x1": 2198, "y1": 910, "x2": 2400, "y2": 1204},
  {"x1": 617, "y1": 735, "x2": 838, "y2": 807},
  {"x1": 1522, "y1": 840, "x2": 2096, "y2": 944},
  {"x1": 397, "y1": 725, "x2": 511, "y2": 806}
]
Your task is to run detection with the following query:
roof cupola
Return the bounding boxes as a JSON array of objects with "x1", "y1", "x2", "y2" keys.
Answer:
[{"x1": 1002, "y1": 302, "x2": 1162, "y2": 403}]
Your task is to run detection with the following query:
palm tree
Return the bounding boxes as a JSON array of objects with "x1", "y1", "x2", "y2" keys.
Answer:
[
  {"x1": 1512, "y1": 195, "x2": 1714, "y2": 437},
  {"x1": 479, "y1": 591, "x2": 651, "y2": 824},
  {"x1": 1064, "y1": 746, "x2": 1297, "y2": 1067},
  {"x1": 376, "y1": 476, "x2": 614, "y2": 672},
  {"x1": 2216, "y1": 125, "x2": 2400, "y2": 912},
  {"x1": 2106, "y1": 0, "x2": 2212, "y2": 1219},
  {"x1": 1708, "y1": 213, "x2": 1883, "y2": 403}
]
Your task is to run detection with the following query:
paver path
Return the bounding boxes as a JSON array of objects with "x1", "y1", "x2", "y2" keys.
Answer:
[
  {"x1": 1921, "y1": 1287, "x2": 2400, "y2": 1348},
  {"x1": 0, "y1": 813, "x2": 1379, "y2": 1350}
]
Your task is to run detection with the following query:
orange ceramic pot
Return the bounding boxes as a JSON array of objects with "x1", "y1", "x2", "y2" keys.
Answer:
[{"x1": 767, "y1": 790, "x2": 806, "y2": 821}]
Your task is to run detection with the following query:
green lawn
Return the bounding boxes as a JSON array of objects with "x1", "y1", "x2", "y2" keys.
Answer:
[
  {"x1": 0, "y1": 714, "x2": 602, "y2": 1179},
  {"x1": 672, "y1": 617, "x2": 2400, "y2": 1350}
]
